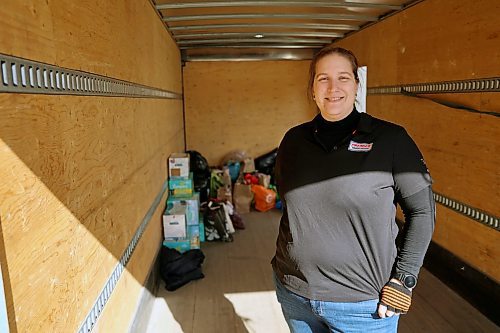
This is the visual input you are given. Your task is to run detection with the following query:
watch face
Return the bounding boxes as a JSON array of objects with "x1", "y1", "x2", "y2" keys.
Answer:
[{"x1": 404, "y1": 275, "x2": 417, "y2": 288}]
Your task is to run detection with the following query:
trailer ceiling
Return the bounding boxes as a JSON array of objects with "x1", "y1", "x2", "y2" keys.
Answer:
[{"x1": 152, "y1": 0, "x2": 421, "y2": 62}]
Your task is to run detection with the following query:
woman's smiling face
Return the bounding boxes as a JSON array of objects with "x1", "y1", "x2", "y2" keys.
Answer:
[{"x1": 313, "y1": 53, "x2": 358, "y2": 122}]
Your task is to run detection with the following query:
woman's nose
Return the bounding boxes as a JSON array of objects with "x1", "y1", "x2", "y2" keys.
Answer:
[{"x1": 327, "y1": 81, "x2": 335, "y2": 91}]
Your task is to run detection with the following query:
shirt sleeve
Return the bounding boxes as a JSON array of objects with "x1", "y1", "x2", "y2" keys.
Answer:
[
  {"x1": 394, "y1": 186, "x2": 436, "y2": 278},
  {"x1": 393, "y1": 127, "x2": 433, "y2": 199}
]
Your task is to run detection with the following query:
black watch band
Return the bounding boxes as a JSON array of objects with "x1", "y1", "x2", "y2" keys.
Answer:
[{"x1": 393, "y1": 272, "x2": 417, "y2": 289}]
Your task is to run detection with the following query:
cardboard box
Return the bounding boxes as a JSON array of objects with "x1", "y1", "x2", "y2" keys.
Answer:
[
  {"x1": 199, "y1": 221, "x2": 205, "y2": 242},
  {"x1": 168, "y1": 153, "x2": 190, "y2": 178},
  {"x1": 168, "y1": 174, "x2": 193, "y2": 190},
  {"x1": 163, "y1": 239, "x2": 190, "y2": 253},
  {"x1": 166, "y1": 192, "x2": 199, "y2": 225},
  {"x1": 163, "y1": 219, "x2": 200, "y2": 253},
  {"x1": 187, "y1": 224, "x2": 200, "y2": 249},
  {"x1": 169, "y1": 187, "x2": 193, "y2": 198},
  {"x1": 162, "y1": 205, "x2": 187, "y2": 239},
  {"x1": 168, "y1": 172, "x2": 194, "y2": 197}
]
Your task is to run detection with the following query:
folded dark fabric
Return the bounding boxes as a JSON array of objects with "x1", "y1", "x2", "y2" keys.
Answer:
[
  {"x1": 165, "y1": 267, "x2": 205, "y2": 291},
  {"x1": 161, "y1": 249, "x2": 205, "y2": 277},
  {"x1": 159, "y1": 247, "x2": 205, "y2": 291},
  {"x1": 160, "y1": 247, "x2": 183, "y2": 264}
]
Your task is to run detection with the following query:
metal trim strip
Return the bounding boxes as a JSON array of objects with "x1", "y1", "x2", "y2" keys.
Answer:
[
  {"x1": 368, "y1": 77, "x2": 500, "y2": 94},
  {"x1": 169, "y1": 23, "x2": 360, "y2": 32},
  {"x1": 163, "y1": 13, "x2": 378, "y2": 22},
  {"x1": 157, "y1": 1, "x2": 401, "y2": 11},
  {"x1": 180, "y1": 44, "x2": 324, "y2": 49},
  {"x1": 173, "y1": 31, "x2": 344, "y2": 39},
  {"x1": 433, "y1": 192, "x2": 499, "y2": 231},
  {"x1": 77, "y1": 180, "x2": 168, "y2": 333},
  {"x1": 0, "y1": 53, "x2": 182, "y2": 99},
  {"x1": 181, "y1": 48, "x2": 316, "y2": 61},
  {"x1": 178, "y1": 37, "x2": 332, "y2": 45}
]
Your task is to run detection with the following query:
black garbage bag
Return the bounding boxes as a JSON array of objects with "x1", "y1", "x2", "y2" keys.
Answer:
[
  {"x1": 159, "y1": 247, "x2": 205, "y2": 291},
  {"x1": 254, "y1": 148, "x2": 278, "y2": 184},
  {"x1": 187, "y1": 150, "x2": 210, "y2": 203}
]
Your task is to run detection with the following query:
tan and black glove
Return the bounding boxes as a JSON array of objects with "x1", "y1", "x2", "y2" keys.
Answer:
[{"x1": 379, "y1": 281, "x2": 412, "y2": 314}]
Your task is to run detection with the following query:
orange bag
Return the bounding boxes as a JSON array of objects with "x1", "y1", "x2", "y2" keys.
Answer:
[{"x1": 251, "y1": 184, "x2": 276, "y2": 212}]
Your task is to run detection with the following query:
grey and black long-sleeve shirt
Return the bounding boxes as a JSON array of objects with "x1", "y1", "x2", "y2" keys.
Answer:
[{"x1": 271, "y1": 110, "x2": 435, "y2": 302}]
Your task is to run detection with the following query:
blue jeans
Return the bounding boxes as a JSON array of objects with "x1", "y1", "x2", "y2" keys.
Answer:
[{"x1": 274, "y1": 274, "x2": 399, "y2": 333}]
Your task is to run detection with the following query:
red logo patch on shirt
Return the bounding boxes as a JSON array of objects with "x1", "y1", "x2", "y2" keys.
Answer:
[{"x1": 348, "y1": 141, "x2": 373, "y2": 152}]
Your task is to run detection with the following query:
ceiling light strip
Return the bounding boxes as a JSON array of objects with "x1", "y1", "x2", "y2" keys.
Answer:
[
  {"x1": 157, "y1": 1, "x2": 401, "y2": 11},
  {"x1": 0, "y1": 53, "x2": 182, "y2": 99},
  {"x1": 163, "y1": 13, "x2": 378, "y2": 22},
  {"x1": 180, "y1": 44, "x2": 325, "y2": 49},
  {"x1": 433, "y1": 192, "x2": 499, "y2": 231},
  {"x1": 174, "y1": 31, "x2": 344, "y2": 39},
  {"x1": 182, "y1": 50, "x2": 316, "y2": 62},
  {"x1": 77, "y1": 180, "x2": 168, "y2": 333},
  {"x1": 178, "y1": 37, "x2": 332, "y2": 45},
  {"x1": 169, "y1": 23, "x2": 360, "y2": 32},
  {"x1": 367, "y1": 77, "x2": 500, "y2": 94}
]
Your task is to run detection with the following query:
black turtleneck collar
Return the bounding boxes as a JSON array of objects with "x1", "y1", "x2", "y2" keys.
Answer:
[
  {"x1": 315, "y1": 108, "x2": 360, "y2": 132},
  {"x1": 313, "y1": 108, "x2": 361, "y2": 151}
]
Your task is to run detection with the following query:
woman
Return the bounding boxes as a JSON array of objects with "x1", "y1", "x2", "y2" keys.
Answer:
[{"x1": 271, "y1": 46, "x2": 435, "y2": 332}]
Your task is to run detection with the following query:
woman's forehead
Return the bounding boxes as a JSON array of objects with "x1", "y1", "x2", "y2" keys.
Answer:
[
  {"x1": 318, "y1": 53, "x2": 350, "y2": 64},
  {"x1": 316, "y1": 55, "x2": 354, "y2": 74}
]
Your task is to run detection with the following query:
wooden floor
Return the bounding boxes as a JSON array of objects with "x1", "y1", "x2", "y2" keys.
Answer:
[{"x1": 148, "y1": 210, "x2": 499, "y2": 333}]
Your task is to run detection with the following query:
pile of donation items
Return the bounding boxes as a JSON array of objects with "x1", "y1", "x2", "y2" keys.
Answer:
[
  {"x1": 214, "y1": 148, "x2": 281, "y2": 214},
  {"x1": 159, "y1": 149, "x2": 280, "y2": 290},
  {"x1": 160, "y1": 153, "x2": 204, "y2": 291}
]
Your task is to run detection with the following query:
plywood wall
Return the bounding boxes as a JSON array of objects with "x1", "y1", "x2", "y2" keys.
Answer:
[
  {"x1": 0, "y1": 1, "x2": 183, "y2": 332},
  {"x1": 184, "y1": 60, "x2": 317, "y2": 166},
  {"x1": 183, "y1": 0, "x2": 499, "y2": 281},
  {"x1": 334, "y1": 0, "x2": 500, "y2": 281}
]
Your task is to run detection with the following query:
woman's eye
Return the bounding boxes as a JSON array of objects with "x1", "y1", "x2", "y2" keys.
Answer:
[
  {"x1": 339, "y1": 76, "x2": 349, "y2": 81},
  {"x1": 318, "y1": 77, "x2": 328, "y2": 82}
]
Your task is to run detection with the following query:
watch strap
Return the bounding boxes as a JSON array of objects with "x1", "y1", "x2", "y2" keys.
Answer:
[{"x1": 393, "y1": 272, "x2": 417, "y2": 289}]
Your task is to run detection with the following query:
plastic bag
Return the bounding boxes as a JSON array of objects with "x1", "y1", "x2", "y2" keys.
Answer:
[
  {"x1": 187, "y1": 150, "x2": 210, "y2": 202},
  {"x1": 209, "y1": 169, "x2": 224, "y2": 199},
  {"x1": 220, "y1": 150, "x2": 249, "y2": 166},
  {"x1": 254, "y1": 148, "x2": 278, "y2": 183},
  {"x1": 251, "y1": 184, "x2": 276, "y2": 212}
]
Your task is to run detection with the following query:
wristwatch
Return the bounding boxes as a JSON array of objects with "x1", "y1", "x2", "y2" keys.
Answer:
[{"x1": 393, "y1": 272, "x2": 417, "y2": 289}]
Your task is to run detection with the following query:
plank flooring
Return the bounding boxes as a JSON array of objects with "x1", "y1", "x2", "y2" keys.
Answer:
[{"x1": 147, "y1": 210, "x2": 499, "y2": 333}]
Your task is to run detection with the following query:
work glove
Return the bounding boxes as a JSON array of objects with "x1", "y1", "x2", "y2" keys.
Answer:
[{"x1": 379, "y1": 280, "x2": 412, "y2": 316}]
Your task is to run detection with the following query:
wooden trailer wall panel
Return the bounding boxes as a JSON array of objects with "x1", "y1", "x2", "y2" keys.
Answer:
[
  {"x1": 0, "y1": 1, "x2": 183, "y2": 332},
  {"x1": 184, "y1": 60, "x2": 317, "y2": 166},
  {"x1": 184, "y1": 0, "x2": 499, "y2": 281}
]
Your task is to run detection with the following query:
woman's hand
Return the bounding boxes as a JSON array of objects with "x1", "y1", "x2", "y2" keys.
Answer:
[
  {"x1": 377, "y1": 303, "x2": 396, "y2": 318},
  {"x1": 378, "y1": 278, "x2": 412, "y2": 318}
]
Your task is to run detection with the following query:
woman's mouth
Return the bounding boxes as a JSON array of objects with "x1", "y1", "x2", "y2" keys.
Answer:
[{"x1": 326, "y1": 97, "x2": 344, "y2": 102}]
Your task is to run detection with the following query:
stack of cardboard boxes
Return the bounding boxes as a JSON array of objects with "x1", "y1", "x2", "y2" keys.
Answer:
[{"x1": 163, "y1": 153, "x2": 204, "y2": 252}]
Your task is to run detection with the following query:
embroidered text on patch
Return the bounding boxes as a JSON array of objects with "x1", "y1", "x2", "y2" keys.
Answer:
[{"x1": 348, "y1": 141, "x2": 373, "y2": 152}]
